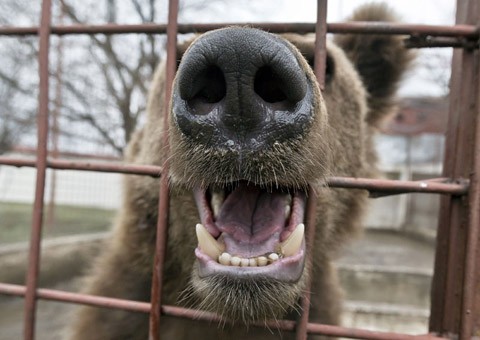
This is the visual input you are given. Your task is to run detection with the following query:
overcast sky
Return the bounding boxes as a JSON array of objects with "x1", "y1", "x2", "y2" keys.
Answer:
[{"x1": 274, "y1": 0, "x2": 455, "y2": 24}]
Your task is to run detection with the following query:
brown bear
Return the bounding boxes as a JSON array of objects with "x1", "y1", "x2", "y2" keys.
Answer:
[{"x1": 68, "y1": 3, "x2": 411, "y2": 339}]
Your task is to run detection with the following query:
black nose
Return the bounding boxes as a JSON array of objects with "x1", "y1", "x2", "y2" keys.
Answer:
[{"x1": 172, "y1": 27, "x2": 314, "y2": 151}]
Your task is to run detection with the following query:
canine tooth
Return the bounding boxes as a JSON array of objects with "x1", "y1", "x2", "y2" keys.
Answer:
[
  {"x1": 218, "y1": 252, "x2": 231, "y2": 265},
  {"x1": 195, "y1": 223, "x2": 225, "y2": 260},
  {"x1": 284, "y1": 205, "x2": 291, "y2": 219},
  {"x1": 279, "y1": 223, "x2": 304, "y2": 257},
  {"x1": 231, "y1": 256, "x2": 241, "y2": 266},
  {"x1": 240, "y1": 258, "x2": 250, "y2": 267},
  {"x1": 249, "y1": 258, "x2": 257, "y2": 267},
  {"x1": 211, "y1": 191, "x2": 225, "y2": 218},
  {"x1": 286, "y1": 194, "x2": 292, "y2": 205},
  {"x1": 257, "y1": 256, "x2": 268, "y2": 266},
  {"x1": 268, "y1": 253, "x2": 280, "y2": 263}
]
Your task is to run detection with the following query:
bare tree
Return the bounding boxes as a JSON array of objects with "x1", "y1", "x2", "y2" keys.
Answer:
[
  {"x1": 52, "y1": 0, "x2": 161, "y2": 154},
  {"x1": 0, "y1": 38, "x2": 38, "y2": 154},
  {"x1": 0, "y1": 1, "x2": 39, "y2": 154},
  {"x1": 58, "y1": 0, "x2": 227, "y2": 155},
  {"x1": 0, "y1": 0, "x2": 280, "y2": 155}
]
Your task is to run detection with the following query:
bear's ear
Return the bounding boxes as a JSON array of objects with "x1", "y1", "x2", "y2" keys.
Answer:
[{"x1": 334, "y1": 3, "x2": 413, "y2": 127}]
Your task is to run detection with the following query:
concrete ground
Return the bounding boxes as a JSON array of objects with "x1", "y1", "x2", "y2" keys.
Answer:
[{"x1": 0, "y1": 280, "x2": 79, "y2": 340}]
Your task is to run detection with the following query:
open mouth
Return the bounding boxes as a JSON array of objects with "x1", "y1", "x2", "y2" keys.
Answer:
[{"x1": 193, "y1": 181, "x2": 307, "y2": 282}]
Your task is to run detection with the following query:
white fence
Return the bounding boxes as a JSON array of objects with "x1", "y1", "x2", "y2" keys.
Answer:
[{"x1": 0, "y1": 159, "x2": 122, "y2": 210}]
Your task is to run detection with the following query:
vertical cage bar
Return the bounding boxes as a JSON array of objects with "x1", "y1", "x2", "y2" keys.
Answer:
[
  {"x1": 148, "y1": 0, "x2": 178, "y2": 339},
  {"x1": 295, "y1": 1, "x2": 327, "y2": 339},
  {"x1": 429, "y1": 0, "x2": 480, "y2": 338},
  {"x1": 313, "y1": 0, "x2": 328, "y2": 90},
  {"x1": 23, "y1": 0, "x2": 52, "y2": 339},
  {"x1": 462, "y1": 74, "x2": 480, "y2": 338},
  {"x1": 460, "y1": 1, "x2": 480, "y2": 337}
]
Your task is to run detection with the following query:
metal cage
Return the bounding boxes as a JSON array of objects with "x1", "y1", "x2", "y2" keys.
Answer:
[{"x1": 0, "y1": 0, "x2": 479, "y2": 339}]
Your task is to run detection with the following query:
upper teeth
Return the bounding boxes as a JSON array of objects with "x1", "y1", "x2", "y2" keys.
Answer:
[
  {"x1": 284, "y1": 205, "x2": 291, "y2": 219},
  {"x1": 278, "y1": 223, "x2": 304, "y2": 257},
  {"x1": 196, "y1": 223, "x2": 225, "y2": 260},
  {"x1": 211, "y1": 191, "x2": 225, "y2": 218},
  {"x1": 195, "y1": 222, "x2": 305, "y2": 266}
]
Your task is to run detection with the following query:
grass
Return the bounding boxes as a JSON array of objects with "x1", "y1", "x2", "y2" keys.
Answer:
[{"x1": 0, "y1": 201, "x2": 115, "y2": 244}]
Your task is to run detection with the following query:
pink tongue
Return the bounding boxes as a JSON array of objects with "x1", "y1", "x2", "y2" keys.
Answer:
[{"x1": 215, "y1": 183, "x2": 288, "y2": 241}]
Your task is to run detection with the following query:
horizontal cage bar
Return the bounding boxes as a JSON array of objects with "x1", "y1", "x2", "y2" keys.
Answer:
[
  {"x1": 0, "y1": 22, "x2": 477, "y2": 39},
  {"x1": 0, "y1": 156, "x2": 469, "y2": 195},
  {"x1": 0, "y1": 283, "x2": 445, "y2": 340}
]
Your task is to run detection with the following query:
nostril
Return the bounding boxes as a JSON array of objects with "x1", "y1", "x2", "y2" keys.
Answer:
[
  {"x1": 254, "y1": 66, "x2": 288, "y2": 104},
  {"x1": 188, "y1": 65, "x2": 226, "y2": 115}
]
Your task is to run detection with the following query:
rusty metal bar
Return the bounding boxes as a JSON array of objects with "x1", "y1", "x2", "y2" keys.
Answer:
[
  {"x1": 148, "y1": 0, "x2": 178, "y2": 338},
  {"x1": 469, "y1": 104, "x2": 480, "y2": 337},
  {"x1": 314, "y1": 0, "x2": 328, "y2": 89},
  {"x1": 405, "y1": 36, "x2": 479, "y2": 49},
  {"x1": 0, "y1": 155, "x2": 470, "y2": 195},
  {"x1": 295, "y1": 1, "x2": 327, "y2": 339},
  {"x1": 22, "y1": 0, "x2": 52, "y2": 339},
  {"x1": 0, "y1": 156, "x2": 162, "y2": 176},
  {"x1": 462, "y1": 77, "x2": 480, "y2": 337},
  {"x1": 0, "y1": 282, "x2": 446, "y2": 340},
  {"x1": 0, "y1": 283, "x2": 151, "y2": 313},
  {"x1": 0, "y1": 22, "x2": 478, "y2": 38},
  {"x1": 459, "y1": 1, "x2": 480, "y2": 338},
  {"x1": 327, "y1": 176, "x2": 470, "y2": 197},
  {"x1": 429, "y1": 0, "x2": 480, "y2": 338},
  {"x1": 295, "y1": 186, "x2": 318, "y2": 340}
]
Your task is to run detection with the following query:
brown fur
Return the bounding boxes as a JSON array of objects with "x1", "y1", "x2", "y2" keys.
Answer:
[{"x1": 67, "y1": 4, "x2": 411, "y2": 339}]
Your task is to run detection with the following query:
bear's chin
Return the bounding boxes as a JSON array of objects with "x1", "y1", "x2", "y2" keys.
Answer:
[{"x1": 188, "y1": 264, "x2": 308, "y2": 324}]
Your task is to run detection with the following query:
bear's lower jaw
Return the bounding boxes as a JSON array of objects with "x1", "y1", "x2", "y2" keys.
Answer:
[
  {"x1": 190, "y1": 262, "x2": 307, "y2": 324},
  {"x1": 192, "y1": 181, "x2": 307, "y2": 282}
]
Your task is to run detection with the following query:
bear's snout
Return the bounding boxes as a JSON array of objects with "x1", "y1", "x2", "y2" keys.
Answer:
[{"x1": 172, "y1": 27, "x2": 315, "y2": 152}]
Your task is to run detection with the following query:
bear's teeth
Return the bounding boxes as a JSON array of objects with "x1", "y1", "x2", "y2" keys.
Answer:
[
  {"x1": 210, "y1": 191, "x2": 225, "y2": 218},
  {"x1": 267, "y1": 252, "x2": 280, "y2": 262},
  {"x1": 240, "y1": 258, "x2": 250, "y2": 267},
  {"x1": 231, "y1": 256, "x2": 241, "y2": 266},
  {"x1": 196, "y1": 223, "x2": 225, "y2": 260},
  {"x1": 284, "y1": 194, "x2": 292, "y2": 219},
  {"x1": 218, "y1": 252, "x2": 231, "y2": 265},
  {"x1": 284, "y1": 205, "x2": 291, "y2": 219},
  {"x1": 216, "y1": 253, "x2": 280, "y2": 267},
  {"x1": 257, "y1": 256, "x2": 268, "y2": 266},
  {"x1": 278, "y1": 223, "x2": 305, "y2": 257}
]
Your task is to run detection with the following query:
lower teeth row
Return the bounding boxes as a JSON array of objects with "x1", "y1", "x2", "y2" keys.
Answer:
[{"x1": 217, "y1": 252, "x2": 281, "y2": 267}]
